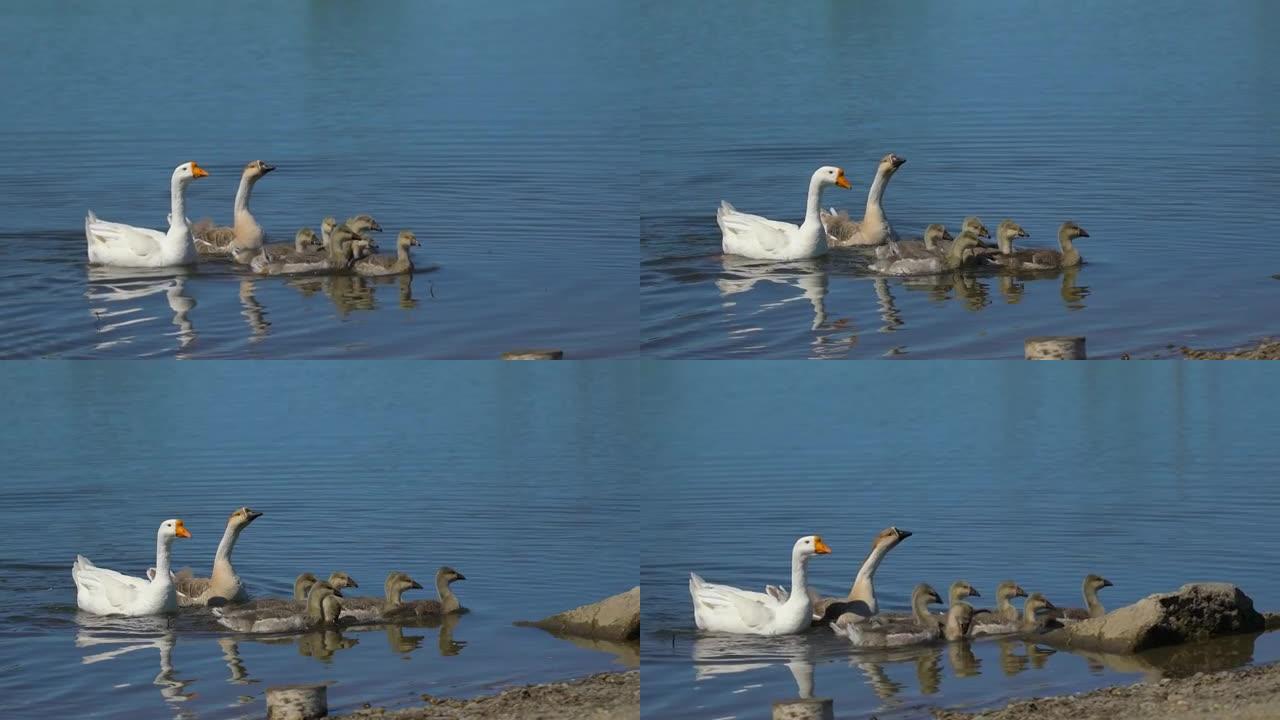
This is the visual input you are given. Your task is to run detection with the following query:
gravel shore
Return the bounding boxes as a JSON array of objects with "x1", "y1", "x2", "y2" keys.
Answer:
[
  {"x1": 331, "y1": 671, "x2": 639, "y2": 720},
  {"x1": 1180, "y1": 339, "x2": 1280, "y2": 359},
  {"x1": 932, "y1": 661, "x2": 1280, "y2": 720}
]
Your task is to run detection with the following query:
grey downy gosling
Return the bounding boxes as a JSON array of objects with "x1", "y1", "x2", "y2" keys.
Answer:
[
  {"x1": 320, "y1": 217, "x2": 340, "y2": 253},
  {"x1": 984, "y1": 219, "x2": 1031, "y2": 269},
  {"x1": 868, "y1": 228, "x2": 985, "y2": 276},
  {"x1": 218, "y1": 571, "x2": 356, "y2": 614},
  {"x1": 213, "y1": 580, "x2": 345, "y2": 633},
  {"x1": 971, "y1": 581, "x2": 1029, "y2": 636},
  {"x1": 1004, "y1": 221, "x2": 1091, "y2": 270},
  {"x1": 339, "y1": 571, "x2": 425, "y2": 623},
  {"x1": 383, "y1": 566, "x2": 468, "y2": 620},
  {"x1": 256, "y1": 226, "x2": 367, "y2": 275},
  {"x1": 820, "y1": 153, "x2": 906, "y2": 248},
  {"x1": 354, "y1": 230, "x2": 420, "y2": 276},
  {"x1": 174, "y1": 506, "x2": 263, "y2": 606},
  {"x1": 931, "y1": 580, "x2": 980, "y2": 627},
  {"x1": 874, "y1": 224, "x2": 954, "y2": 261},
  {"x1": 830, "y1": 583, "x2": 944, "y2": 647},
  {"x1": 193, "y1": 160, "x2": 276, "y2": 258},
  {"x1": 1020, "y1": 592, "x2": 1062, "y2": 633},
  {"x1": 249, "y1": 228, "x2": 323, "y2": 273},
  {"x1": 1046, "y1": 574, "x2": 1113, "y2": 623}
]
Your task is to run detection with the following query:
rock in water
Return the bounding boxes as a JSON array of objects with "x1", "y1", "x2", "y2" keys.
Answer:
[
  {"x1": 516, "y1": 587, "x2": 639, "y2": 641},
  {"x1": 1041, "y1": 583, "x2": 1265, "y2": 654}
]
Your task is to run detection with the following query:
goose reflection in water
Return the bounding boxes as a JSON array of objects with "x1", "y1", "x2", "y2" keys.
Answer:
[
  {"x1": 85, "y1": 270, "x2": 197, "y2": 352},
  {"x1": 717, "y1": 256, "x2": 830, "y2": 331},
  {"x1": 75, "y1": 616, "x2": 193, "y2": 709},
  {"x1": 280, "y1": 271, "x2": 424, "y2": 315},
  {"x1": 237, "y1": 278, "x2": 269, "y2": 341}
]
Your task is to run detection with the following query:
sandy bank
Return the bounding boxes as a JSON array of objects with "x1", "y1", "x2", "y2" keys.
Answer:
[
  {"x1": 933, "y1": 661, "x2": 1280, "y2": 720},
  {"x1": 330, "y1": 671, "x2": 638, "y2": 720}
]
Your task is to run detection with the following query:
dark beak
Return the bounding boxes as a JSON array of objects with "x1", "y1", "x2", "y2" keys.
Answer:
[
  {"x1": 411, "y1": 580, "x2": 424, "y2": 590},
  {"x1": 892, "y1": 156, "x2": 906, "y2": 168},
  {"x1": 980, "y1": 227, "x2": 991, "y2": 239},
  {"x1": 1016, "y1": 586, "x2": 1028, "y2": 597},
  {"x1": 261, "y1": 164, "x2": 276, "y2": 174},
  {"x1": 930, "y1": 592, "x2": 943, "y2": 604},
  {"x1": 969, "y1": 588, "x2": 981, "y2": 597},
  {"x1": 1044, "y1": 598, "x2": 1057, "y2": 609},
  {"x1": 454, "y1": 572, "x2": 466, "y2": 581},
  {"x1": 246, "y1": 510, "x2": 263, "y2": 522},
  {"x1": 1101, "y1": 578, "x2": 1114, "y2": 588},
  {"x1": 347, "y1": 579, "x2": 359, "y2": 589},
  {"x1": 1078, "y1": 228, "x2": 1090, "y2": 238},
  {"x1": 1019, "y1": 230, "x2": 1030, "y2": 238},
  {"x1": 896, "y1": 529, "x2": 913, "y2": 540}
]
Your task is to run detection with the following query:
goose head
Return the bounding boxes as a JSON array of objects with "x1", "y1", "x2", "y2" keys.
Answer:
[
  {"x1": 436, "y1": 566, "x2": 466, "y2": 585},
  {"x1": 327, "y1": 572, "x2": 358, "y2": 590},
  {"x1": 793, "y1": 534, "x2": 832, "y2": 559},
  {"x1": 387, "y1": 571, "x2": 424, "y2": 592},
  {"x1": 227, "y1": 506, "x2": 262, "y2": 530},
  {"x1": 1024, "y1": 592, "x2": 1056, "y2": 616},
  {"x1": 914, "y1": 583, "x2": 943, "y2": 606},
  {"x1": 322, "y1": 217, "x2": 338, "y2": 240},
  {"x1": 398, "y1": 230, "x2": 420, "y2": 249},
  {"x1": 960, "y1": 217, "x2": 989, "y2": 240},
  {"x1": 871, "y1": 526, "x2": 912, "y2": 552},
  {"x1": 996, "y1": 580, "x2": 1028, "y2": 602},
  {"x1": 346, "y1": 215, "x2": 383, "y2": 233},
  {"x1": 159, "y1": 518, "x2": 192, "y2": 541},
  {"x1": 948, "y1": 601, "x2": 976, "y2": 636},
  {"x1": 923, "y1": 224, "x2": 953, "y2": 249},
  {"x1": 951, "y1": 230, "x2": 984, "y2": 254},
  {"x1": 243, "y1": 160, "x2": 275, "y2": 181},
  {"x1": 997, "y1": 219, "x2": 1029, "y2": 242},
  {"x1": 878, "y1": 153, "x2": 907, "y2": 177},
  {"x1": 1059, "y1": 221, "x2": 1090, "y2": 241},
  {"x1": 310, "y1": 580, "x2": 343, "y2": 599},
  {"x1": 173, "y1": 162, "x2": 209, "y2": 184},
  {"x1": 295, "y1": 227, "x2": 321, "y2": 250},
  {"x1": 1084, "y1": 574, "x2": 1113, "y2": 593},
  {"x1": 949, "y1": 580, "x2": 980, "y2": 601},
  {"x1": 815, "y1": 166, "x2": 852, "y2": 190}
]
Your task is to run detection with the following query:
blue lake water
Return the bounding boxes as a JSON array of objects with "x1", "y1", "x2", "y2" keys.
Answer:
[
  {"x1": 636, "y1": 363, "x2": 1280, "y2": 718},
  {"x1": 639, "y1": 0, "x2": 1280, "y2": 358},
  {"x1": 0, "y1": 1, "x2": 634, "y2": 358},
  {"x1": 0, "y1": 363, "x2": 639, "y2": 719}
]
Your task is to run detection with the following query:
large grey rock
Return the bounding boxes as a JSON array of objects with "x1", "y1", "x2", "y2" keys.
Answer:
[
  {"x1": 516, "y1": 587, "x2": 639, "y2": 641},
  {"x1": 1041, "y1": 582, "x2": 1264, "y2": 654}
]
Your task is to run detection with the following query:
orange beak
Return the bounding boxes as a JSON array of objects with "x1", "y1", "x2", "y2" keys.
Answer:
[
  {"x1": 814, "y1": 536, "x2": 832, "y2": 554},
  {"x1": 191, "y1": 162, "x2": 209, "y2": 178},
  {"x1": 835, "y1": 170, "x2": 851, "y2": 189},
  {"x1": 175, "y1": 521, "x2": 191, "y2": 538}
]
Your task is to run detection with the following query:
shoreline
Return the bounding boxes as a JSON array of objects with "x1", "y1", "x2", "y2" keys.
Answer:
[
  {"x1": 1178, "y1": 338, "x2": 1280, "y2": 359},
  {"x1": 330, "y1": 670, "x2": 639, "y2": 720},
  {"x1": 932, "y1": 661, "x2": 1280, "y2": 720}
]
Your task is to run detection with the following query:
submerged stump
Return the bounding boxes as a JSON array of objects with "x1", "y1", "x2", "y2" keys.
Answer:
[
  {"x1": 1025, "y1": 336, "x2": 1086, "y2": 360},
  {"x1": 772, "y1": 697, "x2": 834, "y2": 720},
  {"x1": 266, "y1": 684, "x2": 327, "y2": 720}
]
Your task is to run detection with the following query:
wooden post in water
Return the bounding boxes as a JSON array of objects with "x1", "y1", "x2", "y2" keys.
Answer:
[
  {"x1": 772, "y1": 698, "x2": 834, "y2": 720},
  {"x1": 501, "y1": 349, "x2": 564, "y2": 360},
  {"x1": 266, "y1": 684, "x2": 328, "y2": 720},
  {"x1": 1025, "y1": 336, "x2": 1086, "y2": 360}
]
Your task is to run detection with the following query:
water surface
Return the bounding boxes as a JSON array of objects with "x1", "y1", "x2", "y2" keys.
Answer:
[
  {"x1": 636, "y1": 363, "x2": 1280, "y2": 718},
  {"x1": 0, "y1": 1, "x2": 634, "y2": 358},
  {"x1": 0, "y1": 363, "x2": 639, "y2": 719},
  {"x1": 639, "y1": 1, "x2": 1280, "y2": 358}
]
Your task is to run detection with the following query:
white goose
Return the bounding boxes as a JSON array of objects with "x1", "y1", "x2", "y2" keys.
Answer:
[
  {"x1": 72, "y1": 519, "x2": 191, "y2": 616},
  {"x1": 85, "y1": 162, "x2": 209, "y2": 268},
  {"x1": 718, "y1": 167, "x2": 852, "y2": 261},
  {"x1": 689, "y1": 535, "x2": 831, "y2": 635}
]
